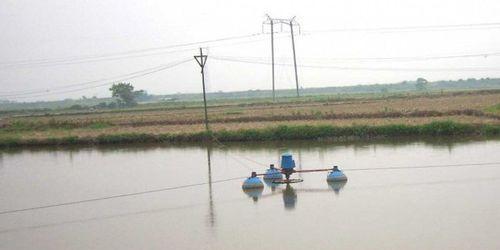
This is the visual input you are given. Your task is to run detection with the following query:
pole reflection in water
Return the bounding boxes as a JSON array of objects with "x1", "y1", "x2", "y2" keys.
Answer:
[{"x1": 206, "y1": 147, "x2": 215, "y2": 227}]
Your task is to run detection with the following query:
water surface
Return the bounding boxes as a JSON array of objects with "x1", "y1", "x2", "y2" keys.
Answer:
[{"x1": 0, "y1": 138, "x2": 499, "y2": 250}]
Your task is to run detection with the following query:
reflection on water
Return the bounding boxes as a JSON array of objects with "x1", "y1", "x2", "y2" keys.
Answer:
[
  {"x1": 0, "y1": 136, "x2": 494, "y2": 156},
  {"x1": 263, "y1": 179, "x2": 279, "y2": 192},
  {"x1": 0, "y1": 137, "x2": 499, "y2": 250},
  {"x1": 328, "y1": 181, "x2": 347, "y2": 195},
  {"x1": 206, "y1": 147, "x2": 215, "y2": 228},
  {"x1": 242, "y1": 188, "x2": 263, "y2": 203},
  {"x1": 247, "y1": 179, "x2": 349, "y2": 210},
  {"x1": 282, "y1": 184, "x2": 297, "y2": 210}
]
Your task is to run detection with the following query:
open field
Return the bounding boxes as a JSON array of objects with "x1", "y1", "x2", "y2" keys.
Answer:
[{"x1": 0, "y1": 90, "x2": 499, "y2": 146}]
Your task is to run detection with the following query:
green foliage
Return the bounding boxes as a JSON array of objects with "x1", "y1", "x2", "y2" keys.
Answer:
[
  {"x1": 0, "y1": 121, "x2": 499, "y2": 147},
  {"x1": 419, "y1": 120, "x2": 474, "y2": 136},
  {"x1": 3, "y1": 119, "x2": 112, "y2": 131},
  {"x1": 2, "y1": 78, "x2": 500, "y2": 113},
  {"x1": 224, "y1": 108, "x2": 244, "y2": 115},
  {"x1": 134, "y1": 90, "x2": 153, "y2": 102},
  {"x1": 416, "y1": 78, "x2": 428, "y2": 91},
  {"x1": 485, "y1": 103, "x2": 500, "y2": 115},
  {"x1": 481, "y1": 124, "x2": 500, "y2": 135},
  {"x1": 110, "y1": 83, "x2": 137, "y2": 107},
  {"x1": 68, "y1": 104, "x2": 85, "y2": 110},
  {"x1": 96, "y1": 133, "x2": 158, "y2": 144}
]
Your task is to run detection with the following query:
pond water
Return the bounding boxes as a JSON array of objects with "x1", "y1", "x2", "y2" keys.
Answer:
[{"x1": 0, "y1": 138, "x2": 499, "y2": 250}]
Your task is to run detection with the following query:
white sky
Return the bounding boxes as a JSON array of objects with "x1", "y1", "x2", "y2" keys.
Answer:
[{"x1": 1, "y1": 0, "x2": 500, "y2": 101}]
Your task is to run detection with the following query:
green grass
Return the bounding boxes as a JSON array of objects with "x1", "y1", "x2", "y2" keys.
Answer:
[
  {"x1": 3, "y1": 120, "x2": 112, "y2": 131},
  {"x1": 0, "y1": 121, "x2": 498, "y2": 148},
  {"x1": 6, "y1": 88, "x2": 499, "y2": 118},
  {"x1": 485, "y1": 103, "x2": 500, "y2": 115}
]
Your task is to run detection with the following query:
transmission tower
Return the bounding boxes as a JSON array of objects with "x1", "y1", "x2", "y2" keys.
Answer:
[{"x1": 263, "y1": 15, "x2": 301, "y2": 99}]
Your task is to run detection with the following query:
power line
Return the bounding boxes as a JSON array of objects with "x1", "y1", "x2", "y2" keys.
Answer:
[
  {"x1": 14, "y1": 59, "x2": 191, "y2": 99},
  {"x1": 215, "y1": 51, "x2": 500, "y2": 63},
  {"x1": 3, "y1": 21, "x2": 499, "y2": 68},
  {"x1": 0, "y1": 48, "x2": 195, "y2": 70},
  {"x1": 212, "y1": 56, "x2": 500, "y2": 72},
  {"x1": 2, "y1": 21, "x2": 500, "y2": 68},
  {"x1": 0, "y1": 34, "x2": 279, "y2": 70},
  {"x1": 0, "y1": 34, "x2": 286, "y2": 70},
  {"x1": 207, "y1": 33, "x2": 290, "y2": 49},
  {"x1": 304, "y1": 21, "x2": 500, "y2": 34},
  {"x1": 2, "y1": 58, "x2": 192, "y2": 99},
  {"x1": 0, "y1": 59, "x2": 189, "y2": 96},
  {"x1": 0, "y1": 33, "x2": 263, "y2": 68}
]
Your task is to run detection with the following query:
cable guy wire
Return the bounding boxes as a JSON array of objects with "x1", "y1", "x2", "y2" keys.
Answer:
[{"x1": 0, "y1": 175, "x2": 247, "y2": 216}]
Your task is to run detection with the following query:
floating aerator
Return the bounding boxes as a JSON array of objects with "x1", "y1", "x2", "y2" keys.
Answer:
[
  {"x1": 242, "y1": 172, "x2": 264, "y2": 189},
  {"x1": 263, "y1": 164, "x2": 283, "y2": 180},
  {"x1": 326, "y1": 166, "x2": 348, "y2": 182}
]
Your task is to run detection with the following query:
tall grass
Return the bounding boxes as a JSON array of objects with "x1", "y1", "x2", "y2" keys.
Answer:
[
  {"x1": 485, "y1": 103, "x2": 500, "y2": 115},
  {"x1": 0, "y1": 121, "x2": 498, "y2": 147},
  {"x1": 3, "y1": 119, "x2": 112, "y2": 131}
]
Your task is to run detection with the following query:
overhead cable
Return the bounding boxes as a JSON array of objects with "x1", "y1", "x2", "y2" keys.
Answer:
[
  {"x1": 2, "y1": 58, "x2": 192, "y2": 98},
  {"x1": 212, "y1": 56, "x2": 500, "y2": 72}
]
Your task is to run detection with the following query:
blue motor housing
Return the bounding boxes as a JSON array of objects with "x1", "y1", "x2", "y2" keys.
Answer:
[{"x1": 280, "y1": 153, "x2": 296, "y2": 170}]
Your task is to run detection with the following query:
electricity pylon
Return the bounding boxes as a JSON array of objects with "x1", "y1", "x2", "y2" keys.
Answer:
[{"x1": 263, "y1": 15, "x2": 301, "y2": 99}]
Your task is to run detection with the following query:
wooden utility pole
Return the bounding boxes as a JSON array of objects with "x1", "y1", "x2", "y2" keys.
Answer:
[{"x1": 194, "y1": 48, "x2": 209, "y2": 131}]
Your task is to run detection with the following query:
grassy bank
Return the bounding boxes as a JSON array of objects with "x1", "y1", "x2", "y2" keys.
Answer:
[{"x1": 1, "y1": 121, "x2": 498, "y2": 147}]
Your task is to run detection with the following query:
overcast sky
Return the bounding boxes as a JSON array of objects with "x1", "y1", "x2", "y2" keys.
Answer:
[{"x1": 1, "y1": 0, "x2": 500, "y2": 101}]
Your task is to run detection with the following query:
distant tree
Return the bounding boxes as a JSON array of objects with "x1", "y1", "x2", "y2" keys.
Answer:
[
  {"x1": 416, "y1": 78, "x2": 428, "y2": 91},
  {"x1": 109, "y1": 83, "x2": 150, "y2": 106},
  {"x1": 107, "y1": 102, "x2": 118, "y2": 109},
  {"x1": 134, "y1": 90, "x2": 153, "y2": 102},
  {"x1": 69, "y1": 104, "x2": 84, "y2": 110},
  {"x1": 95, "y1": 102, "x2": 108, "y2": 109},
  {"x1": 109, "y1": 83, "x2": 137, "y2": 107}
]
